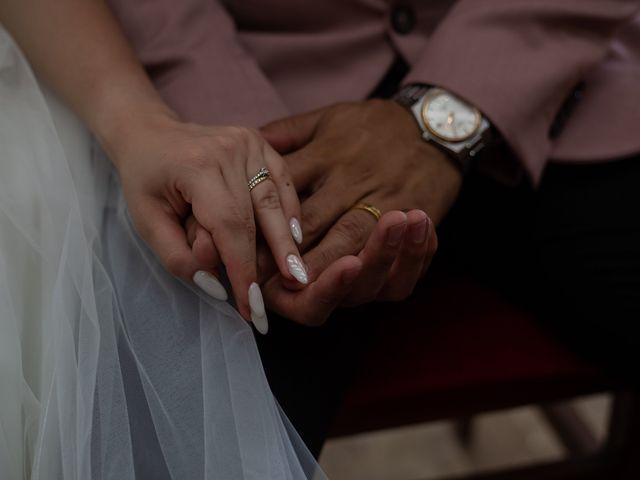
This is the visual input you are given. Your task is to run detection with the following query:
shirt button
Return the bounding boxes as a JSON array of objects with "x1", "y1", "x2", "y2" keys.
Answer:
[{"x1": 391, "y1": 5, "x2": 416, "y2": 35}]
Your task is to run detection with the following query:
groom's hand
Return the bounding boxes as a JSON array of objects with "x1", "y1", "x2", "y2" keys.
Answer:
[
  {"x1": 259, "y1": 209, "x2": 438, "y2": 325},
  {"x1": 261, "y1": 99, "x2": 462, "y2": 228},
  {"x1": 258, "y1": 100, "x2": 460, "y2": 318}
]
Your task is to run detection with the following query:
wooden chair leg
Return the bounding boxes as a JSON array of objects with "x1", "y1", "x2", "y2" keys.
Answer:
[
  {"x1": 540, "y1": 403, "x2": 599, "y2": 456},
  {"x1": 601, "y1": 391, "x2": 640, "y2": 477},
  {"x1": 455, "y1": 392, "x2": 640, "y2": 480},
  {"x1": 454, "y1": 416, "x2": 474, "y2": 448}
]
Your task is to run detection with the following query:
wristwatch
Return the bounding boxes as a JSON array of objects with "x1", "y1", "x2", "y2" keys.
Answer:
[{"x1": 394, "y1": 84, "x2": 493, "y2": 173}]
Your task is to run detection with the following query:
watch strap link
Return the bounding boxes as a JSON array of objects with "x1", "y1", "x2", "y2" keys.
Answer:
[
  {"x1": 393, "y1": 84, "x2": 432, "y2": 108},
  {"x1": 428, "y1": 125, "x2": 493, "y2": 175}
]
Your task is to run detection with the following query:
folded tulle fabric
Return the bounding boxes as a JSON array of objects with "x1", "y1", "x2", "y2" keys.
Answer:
[{"x1": 0, "y1": 27, "x2": 325, "y2": 480}]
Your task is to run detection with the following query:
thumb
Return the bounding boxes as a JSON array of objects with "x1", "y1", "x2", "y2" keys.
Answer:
[{"x1": 260, "y1": 109, "x2": 324, "y2": 154}]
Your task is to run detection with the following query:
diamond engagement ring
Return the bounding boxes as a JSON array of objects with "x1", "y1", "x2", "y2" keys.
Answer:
[{"x1": 247, "y1": 167, "x2": 272, "y2": 192}]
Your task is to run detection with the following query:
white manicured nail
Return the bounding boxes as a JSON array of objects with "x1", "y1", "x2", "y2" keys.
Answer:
[
  {"x1": 193, "y1": 271, "x2": 228, "y2": 301},
  {"x1": 248, "y1": 282, "x2": 268, "y2": 335},
  {"x1": 290, "y1": 217, "x2": 303, "y2": 245},
  {"x1": 286, "y1": 254, "x2": 308, "y2": 285}
]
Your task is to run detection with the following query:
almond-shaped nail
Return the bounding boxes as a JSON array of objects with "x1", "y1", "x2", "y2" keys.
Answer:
[
  {"x1": 248, "y1": 282, "x2": 269, "y2": 334},
  {"x1": 290, "y1": 217, "x2": 303, "y2": 245},
  {"x1": 286, "y1": 254, "x2": 308, "y2": 285},
  {"x1": 193, "y1": 271, "x2": 228, "y2": 301}
]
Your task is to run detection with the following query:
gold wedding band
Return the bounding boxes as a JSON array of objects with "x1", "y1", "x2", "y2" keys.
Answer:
[
  {"x1": 350, "y1": 203, "x2": 382, "y2": 221},
  {"x1": 248, "y1": 167, "x2": 272, "y2": 192}
]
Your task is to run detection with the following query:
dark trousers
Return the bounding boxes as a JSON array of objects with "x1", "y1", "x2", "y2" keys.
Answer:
[
  {"x1": 257, "y1": 56, "x2": 640, "y2": 457},
  {"x1": 257, "y1": 154, "x2": 640, "y2": 458},
  {"x1": 445, "y1": 156, "x2": 640, "y2": 378}
]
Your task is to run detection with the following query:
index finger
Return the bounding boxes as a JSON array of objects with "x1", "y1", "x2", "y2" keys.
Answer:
[
  {"x1": 302, "y1": 208, "x2": 401, "y2": 285},
  {"x1": 190, "y1": 176, "x2": 257, "y2": 322}
]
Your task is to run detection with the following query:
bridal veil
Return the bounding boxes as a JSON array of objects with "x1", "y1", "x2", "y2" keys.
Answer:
[{"x1": 0, "y1": 27, "x2": 325, "y2": 480}]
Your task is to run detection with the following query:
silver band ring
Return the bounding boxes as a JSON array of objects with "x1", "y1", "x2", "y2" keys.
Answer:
[{"x1": 248, "y1": 167, "x2": 272, "y2": 192}]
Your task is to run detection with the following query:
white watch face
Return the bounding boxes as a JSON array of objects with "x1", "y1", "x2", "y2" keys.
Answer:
[{"x1": 421, "y1": 91, "x2": 481, "y2": 142}]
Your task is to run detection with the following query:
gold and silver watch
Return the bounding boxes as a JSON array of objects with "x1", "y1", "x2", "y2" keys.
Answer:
[{"x1": 394, "y1": 84, "x2": 493, "y2": 173}]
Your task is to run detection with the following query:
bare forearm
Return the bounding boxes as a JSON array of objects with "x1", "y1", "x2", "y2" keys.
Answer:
[{"x1": 0, "y1": 0, "x2": 174, "y2": 159}]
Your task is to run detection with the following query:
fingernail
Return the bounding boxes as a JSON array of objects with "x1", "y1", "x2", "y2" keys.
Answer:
[
  {"x1": 290, "y1": 217, "x2": 303, "y2": 245},
  {"x1": 410, "y1": 219, "x2": 427, "y2": 244},
  {"x1": 286, "y1": 254, "x2": 308, "y2": 285},
  {"x1": 248, "y1": 282, "x2": 269, "y2": 334},
  {"x1": 193, "y1": 271, "x2": 228, "y2": 301},
  {"x1": 387, "y1": 222, "x2": 406, "y2": 247}
]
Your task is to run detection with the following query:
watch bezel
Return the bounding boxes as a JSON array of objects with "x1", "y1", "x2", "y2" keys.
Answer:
[{"x1": 421, "y1": 89, "x2": 482, "y2": 143}]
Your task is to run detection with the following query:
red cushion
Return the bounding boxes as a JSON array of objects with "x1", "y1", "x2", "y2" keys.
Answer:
[{"x1": 331, "y1": 272, "x2": 613, "y2": 437}]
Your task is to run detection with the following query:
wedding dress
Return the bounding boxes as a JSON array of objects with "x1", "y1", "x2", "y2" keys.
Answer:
[{"x1": 0, "y1": 27, "x2": 325, "y2": 480}]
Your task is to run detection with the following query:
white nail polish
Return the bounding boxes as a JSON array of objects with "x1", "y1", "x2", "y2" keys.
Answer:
[
  {"x1": 290, "y1": 217, "x2": 303, "y2": 245},
  {"x1": 248, "y1": 282, "x2": 269, "y2": 334},
  {"x1": 193, "y1": 271, "x2": 228, "y2": 301},
  {"x1": 286, "y1": 254, "x2": 308, "y2": 285}
]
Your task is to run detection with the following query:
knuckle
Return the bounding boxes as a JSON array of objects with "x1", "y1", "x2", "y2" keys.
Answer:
[
  {"x1": 223, "y1": 125, "x2": 244, "y2": 138},
  {"x1": 302, "y1": 207, "x2": 323, "y2": 239},
  {"x1": 244, "y1": 127, "x2": 261, "y2": 140},
  {"x1": 308, "y1": 245, "x2": 342, "y2": 273},
  {"x1": 181, "y1": 144, "x2": 210, "y2": 170},
  {"x1": 221, "y1": 212, "x2": 256, "y2": 240},
  {"x1": 244, "y1": 220, "x2": 257, "y2": 240},
  {"x1": 214, "y1": 135, "x2": 239, "y2": 156},
  {"x1": 223, "y1": 205, "x2": 255, "y2": 236},
  {"x1": 333, "y1": 217, "x2": 367, "y2": 248},
  {"x1": 215, "y1": 213, "x2": 238, "y2": 234},
  {"x1": 162, "y1": 251, "x2": 186, "y2": 278},
  {"x1": 235, "y1": 126, "x2": 258, "y2": 138},
  {"x1": 228, "y1": 126, "x2": 258, "y2": 145},
  {"x1": 254, "y1": 187, "x2": 281, "y2": 211}
]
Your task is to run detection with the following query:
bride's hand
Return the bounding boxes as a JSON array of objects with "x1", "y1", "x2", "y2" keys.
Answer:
[{"x1": 109, "y1": 112, "x2": 305, "y2": 324}]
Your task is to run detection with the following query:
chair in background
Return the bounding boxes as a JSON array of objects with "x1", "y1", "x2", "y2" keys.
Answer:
[{"x1": 329, "y1": 269, "x2": 640, "y2": 479}]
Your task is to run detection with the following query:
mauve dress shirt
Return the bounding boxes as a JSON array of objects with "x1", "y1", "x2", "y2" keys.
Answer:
[{"x1": 108, "y1": 0, "x2": 640, "y2": 184}]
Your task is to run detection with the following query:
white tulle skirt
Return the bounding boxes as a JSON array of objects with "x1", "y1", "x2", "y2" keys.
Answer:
[{"x1": 0, "y1": 28, "x2": 324, "y2": 480}]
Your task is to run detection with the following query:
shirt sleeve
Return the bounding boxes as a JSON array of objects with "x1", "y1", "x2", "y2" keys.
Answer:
[
  {"x1": 403, "y1": 0, "x2": 640, "y2": 184},
  {"x1": 107, "y1": 0, "x2": 289, "y2": 126}
]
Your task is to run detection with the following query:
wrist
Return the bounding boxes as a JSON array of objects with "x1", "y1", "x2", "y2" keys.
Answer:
[
  {"x1": 418, "y1": 142, "x2": 463, "y2": 225},
  {"x1": 83, "y1": 69, "x2": 178, "y2": 167},
  {"x1": 95, "y1": 98, "x2": 178, "y2": 172}
]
